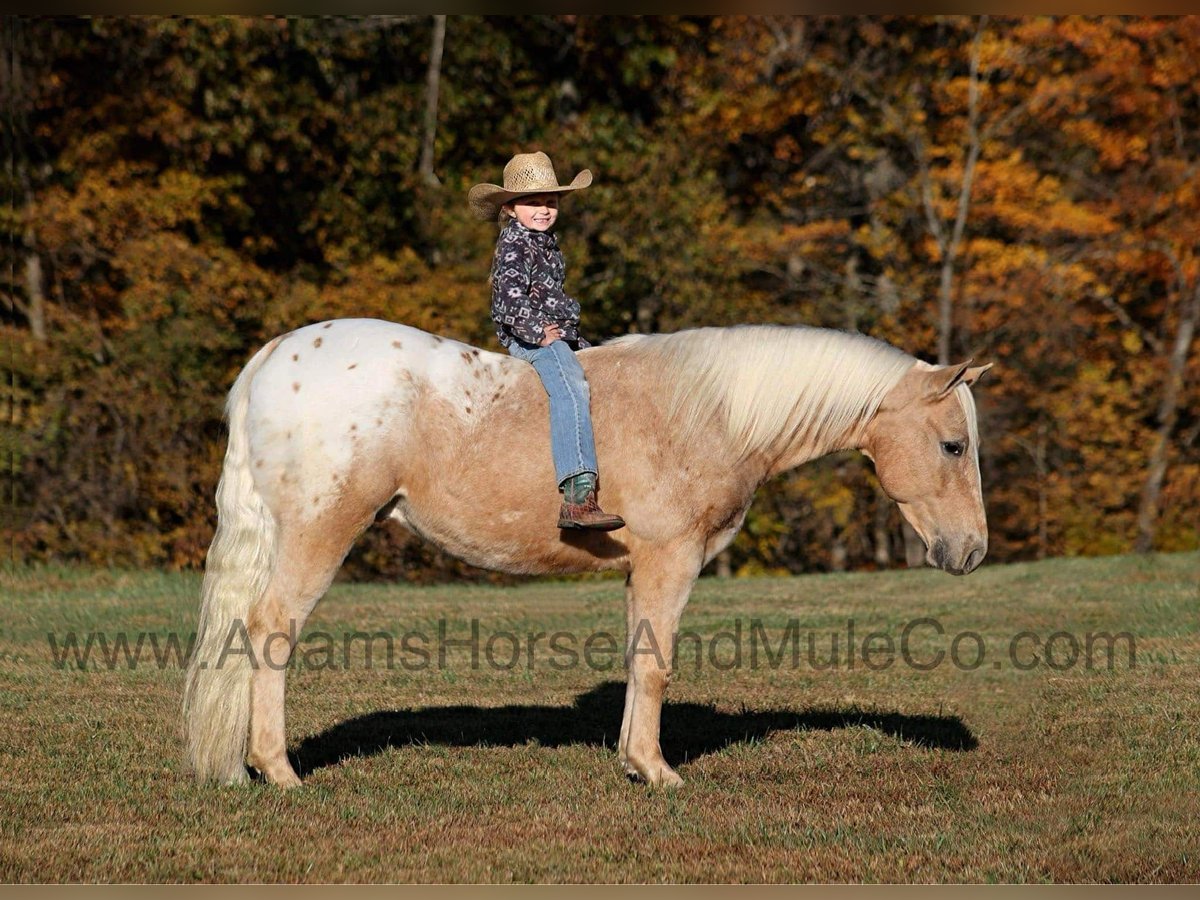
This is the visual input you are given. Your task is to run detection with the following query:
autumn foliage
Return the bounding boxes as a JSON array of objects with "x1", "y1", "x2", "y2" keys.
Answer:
[{"x1": 4, "y1": 16, "x2": 1198, "y2": 578}]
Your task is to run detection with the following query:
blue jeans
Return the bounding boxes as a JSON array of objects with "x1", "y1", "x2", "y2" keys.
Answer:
[{"x1": 507, "y1": 339, "x2": 598, "y2": 486}]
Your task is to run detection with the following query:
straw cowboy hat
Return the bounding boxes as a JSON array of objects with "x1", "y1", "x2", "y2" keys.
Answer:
[{"x1": 468, "y1": 151, "x2": 593, "y2": 220}]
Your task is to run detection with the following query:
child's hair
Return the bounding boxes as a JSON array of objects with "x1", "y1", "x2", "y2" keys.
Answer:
[
  {"x1": 487, "y1": 193, "x2": 564, "y2": 283},
  {"x1": 496, "y1": 205, "x2": 515, "y2": 233},
  {"x1": 487, "y1": 207, "x2": 515, "y2": 291}
]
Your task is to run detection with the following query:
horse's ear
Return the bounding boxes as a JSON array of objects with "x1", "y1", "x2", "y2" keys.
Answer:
[
  {"x1": 961, "y1": 363, "x2": 993, "y2": 388},
  {"x1": 929, "y1": 360, "x2": 993, "y2": 399}
]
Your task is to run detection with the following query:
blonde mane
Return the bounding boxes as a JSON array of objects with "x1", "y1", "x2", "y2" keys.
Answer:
[{"x1": 607, "y1": 325, "x2": 916, "y2": 457}]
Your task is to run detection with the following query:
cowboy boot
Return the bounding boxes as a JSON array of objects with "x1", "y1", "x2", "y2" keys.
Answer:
[{"x1": 558, "y1": 473, "x2": 625, "y2": 531}]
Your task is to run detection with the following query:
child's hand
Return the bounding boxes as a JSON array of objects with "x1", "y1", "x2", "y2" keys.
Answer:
[{"x1": 538, "y1": 323, "x2": 564, "y2": 347}]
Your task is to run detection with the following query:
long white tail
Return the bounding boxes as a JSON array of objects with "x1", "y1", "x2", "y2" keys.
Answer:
[{"x1": 182, "y1": 337, "x2": 282, "y2": 783}]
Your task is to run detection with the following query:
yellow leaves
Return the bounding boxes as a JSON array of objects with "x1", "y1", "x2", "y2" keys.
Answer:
[
  {"x1": 812, "y1": 482, "x2": 856, "y2": 530},
  {"x1": 739, "y1": 220, "x2": 851, "y2": 261},
  {"x1": 1121, "y1": 330, "x2": 1144, "y2": 354},
  {"x1": 859, "y1": 20, "x2": 887, "y2": 48},
  {"x1": 970, "y1": 157, "x2": 1117, "y2": 239},
  {"x1": 294, "y1": 253, "x2": 492, "y2": 346},
  {"x1": 976, "y1": 30, "x2": 1023, "y2": 73},
  {"x1": 12, "y1": 15, "x2": 1200, "y2": 572},
  {"x1": 35, "y1": 165, "x2": 224, "y2": 267}
]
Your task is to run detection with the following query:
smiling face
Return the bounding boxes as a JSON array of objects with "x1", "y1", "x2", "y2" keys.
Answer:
[
  {"x1": 505, "y1": 193, "x2": 560, "y2": 231},
  {"x1": 864, "y1": 360, "x2": 993, "y2": 575}
]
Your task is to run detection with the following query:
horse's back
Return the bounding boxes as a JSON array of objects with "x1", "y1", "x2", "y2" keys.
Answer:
[
  {"x1": 242, "y1": 320, "x2": 505, "y2": 519},
  {"x1": 253, "y1": 317, "x2": 479, "y2": 392}
]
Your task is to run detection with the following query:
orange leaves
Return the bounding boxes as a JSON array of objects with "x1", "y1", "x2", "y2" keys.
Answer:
[
  {"x1": 732, "y1": 221, "x2": 852, "y2": 269},
  {"x1": 972, "y1": 158, "x2": 1117, "y2": 240},
  {"x1": 272, "y1": 252, "x2": 493, "y2": 348},
  {"x1": 9, "y1": 16, "x2": 1200, "y2": 572},
  {"x1": 35, "y1": 166, "x2": 224, "y2": 266}
]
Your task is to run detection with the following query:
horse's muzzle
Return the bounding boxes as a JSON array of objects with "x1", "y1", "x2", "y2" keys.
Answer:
[{"x1": 929, "y1": 538, "x2": 986, "y2": 576}]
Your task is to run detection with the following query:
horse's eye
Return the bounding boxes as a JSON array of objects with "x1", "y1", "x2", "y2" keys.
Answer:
[{"x1": 941, "y1": 441, "x2": 966, "y2": 458}]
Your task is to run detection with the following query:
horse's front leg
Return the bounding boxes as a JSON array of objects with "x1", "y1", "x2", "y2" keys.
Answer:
[{"x1": 619, "y1": 546, "x2": 703, "y2": 787}]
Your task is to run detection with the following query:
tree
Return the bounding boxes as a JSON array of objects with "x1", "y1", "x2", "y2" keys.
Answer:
[{"x1": 5, "y1": 15, "x2": 1197, "y2": 575}]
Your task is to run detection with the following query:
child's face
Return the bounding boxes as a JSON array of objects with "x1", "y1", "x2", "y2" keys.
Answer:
[{"x1": 506, "y1": 193, "x2": 559, "y2": 232}]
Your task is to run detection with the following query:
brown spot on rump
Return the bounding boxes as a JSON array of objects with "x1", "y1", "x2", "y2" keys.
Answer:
[
  {"x1": 392, "y1": 340, "x2": 403, "y2": 349},
  {"x1": 465, "y1": 406, "x2": 472, "y2": 414},
  {"x1": 433, "y1": 336, "x2": 443, "y2": 344},
  {"x1": 461, "y1": 351, "x2": 473, "y2": 364},
  {"x1": 313, "y1": 337, "x2": 323, "y2": 348},
  {"x1": 323, "y1": 322, "x2": 333, "y2": 329},
  {"x1": 349, "y1": 423, "x2": 358, "y2": 431},
  {"x1": 348, "y1": 363, "x2": 357, "y2": 370},
  {"x1": 375, "y1": 418, "x2": 383, "y2": 426},
  {"x1": 293, "y1": 382, "x2": 301, "y2": 393},
  {"x1": 292, "y1": 354, "x2": 300, "y2": 362},
  {"x1": 471, "y1": 349, "x2": 480, "y2": 357},
  {"x1": 255, "y1": 460, "x2": 264, "y2": 468}
]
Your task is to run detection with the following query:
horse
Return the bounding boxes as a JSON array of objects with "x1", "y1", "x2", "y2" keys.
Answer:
[{"x1": 183, "y1": 318, "x2": 991, "y2": 788}]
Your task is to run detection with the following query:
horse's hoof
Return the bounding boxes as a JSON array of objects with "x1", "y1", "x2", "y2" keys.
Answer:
[
  {"x1": 249, "y1": 757, "x2": 303, "y2": 788},
  {"x1": 273, "y1": 770, "x2": 303, "y2": 789},
  {"x1": 624, "y1": 756, "x2": 684, "y2": 788},
  {"x1": 654, "y1": 766, "x2": 684, "y2": 788}
]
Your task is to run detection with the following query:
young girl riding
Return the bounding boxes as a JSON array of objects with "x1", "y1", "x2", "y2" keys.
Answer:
[{"x1": 469, "y1": 151, "x2": 624, "y2": 531}]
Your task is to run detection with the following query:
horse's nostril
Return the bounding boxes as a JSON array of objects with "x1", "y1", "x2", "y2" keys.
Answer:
[{"x1": 964, "y1": 548, "x2": 982, "y2": 574}]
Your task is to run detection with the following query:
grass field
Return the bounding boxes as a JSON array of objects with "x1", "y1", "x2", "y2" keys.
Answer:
[{"x1": 1, "y1": 551, "x2": 1197, "y2": 882}]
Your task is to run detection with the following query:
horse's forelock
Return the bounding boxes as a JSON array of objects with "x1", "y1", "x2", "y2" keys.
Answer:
[{"x1": 955, "y1": 381, "x2": 980, "y2": 453}]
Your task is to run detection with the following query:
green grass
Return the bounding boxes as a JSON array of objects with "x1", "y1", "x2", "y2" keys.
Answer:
[{"x1": 1, "y1": 552, "x2": 1197, "y2": 882}]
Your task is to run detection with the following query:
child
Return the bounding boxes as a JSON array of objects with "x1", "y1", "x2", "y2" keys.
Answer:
[{"x1": 468, "y1": 151, "x2": 624, "y2": 531}]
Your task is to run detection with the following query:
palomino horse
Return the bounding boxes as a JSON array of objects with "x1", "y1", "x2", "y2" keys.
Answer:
[{"x1": 183, "y1": 319, "x2": 991, "y2": 788}]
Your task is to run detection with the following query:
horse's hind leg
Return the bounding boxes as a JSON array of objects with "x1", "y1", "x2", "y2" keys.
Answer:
[
  {"x1": 618, "y1": 574, "x2": 637, "y2": 771},
  {"x1": 245, "y1": 522, "x2": 361, "y2": 787},
  {"x1": 620, "y1": 545, "x2": 703, "y2": 787}
]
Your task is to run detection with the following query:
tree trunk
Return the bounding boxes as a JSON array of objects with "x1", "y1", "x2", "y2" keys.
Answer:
[
  {"x1": 23, "y1": 251, "x2": 47, "y2": 343},
  {"x1": 901, "y1": 519, "x2": 926, "y2": 568},
  {"x1": 1034, "y1": 424, "x2": 1048, "y2": 560},
  {"x1": 418, "y1": 15, "x2": 446, "y2": 187},
  {"x1": 932, "y1": 21, "x2": 985, "y2": 366},
  {"x1": 635, "y1": 296, "x2": 659, "y2": 334},
  {"x1": 830, "y1": 535, "x2": 848, "y2": 572},
  {"x1": 1135, "y1": 279, "x2": 1199, "y2": 553},
  {"x1": 873, "y1": 485, "x2": 892, "y2": 567},
  {"x1": 715, "y1": 549, "x2": 732, "y2": 578},
  {"x1": 6, "y1": 21, "x2": 48, "y2": 344}
]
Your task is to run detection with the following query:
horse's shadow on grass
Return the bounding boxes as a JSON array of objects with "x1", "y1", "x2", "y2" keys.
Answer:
[{"x1": 290, "y1": 681, "x2": 976, "y2": 775}]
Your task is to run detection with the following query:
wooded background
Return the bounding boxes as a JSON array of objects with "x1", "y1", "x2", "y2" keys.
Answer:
[{"x1": 4, "y1": 16, "x2": 1198, "y2": 580}]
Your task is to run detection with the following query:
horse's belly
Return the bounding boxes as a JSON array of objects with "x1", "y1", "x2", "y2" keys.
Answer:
[{"x1": 386, "y1": 490, "x2": 629, "y2": 576}]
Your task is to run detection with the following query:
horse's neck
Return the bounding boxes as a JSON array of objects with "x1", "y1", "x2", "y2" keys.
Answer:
[
  {"x1": 757, "y1": 376, "x2": 878, "y2": 480},
  {"x1": 760, "y1": 416, "x2": 868, "y2": 481}
]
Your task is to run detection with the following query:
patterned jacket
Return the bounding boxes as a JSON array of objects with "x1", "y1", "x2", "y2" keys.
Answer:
[{"x1": 489, "y1": 221, "x2": 591, "y2": 350}]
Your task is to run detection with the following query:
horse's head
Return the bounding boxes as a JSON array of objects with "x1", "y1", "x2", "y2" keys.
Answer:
[{"x1": 863, "y1": 360, "x2": 993, "y2": 576}]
